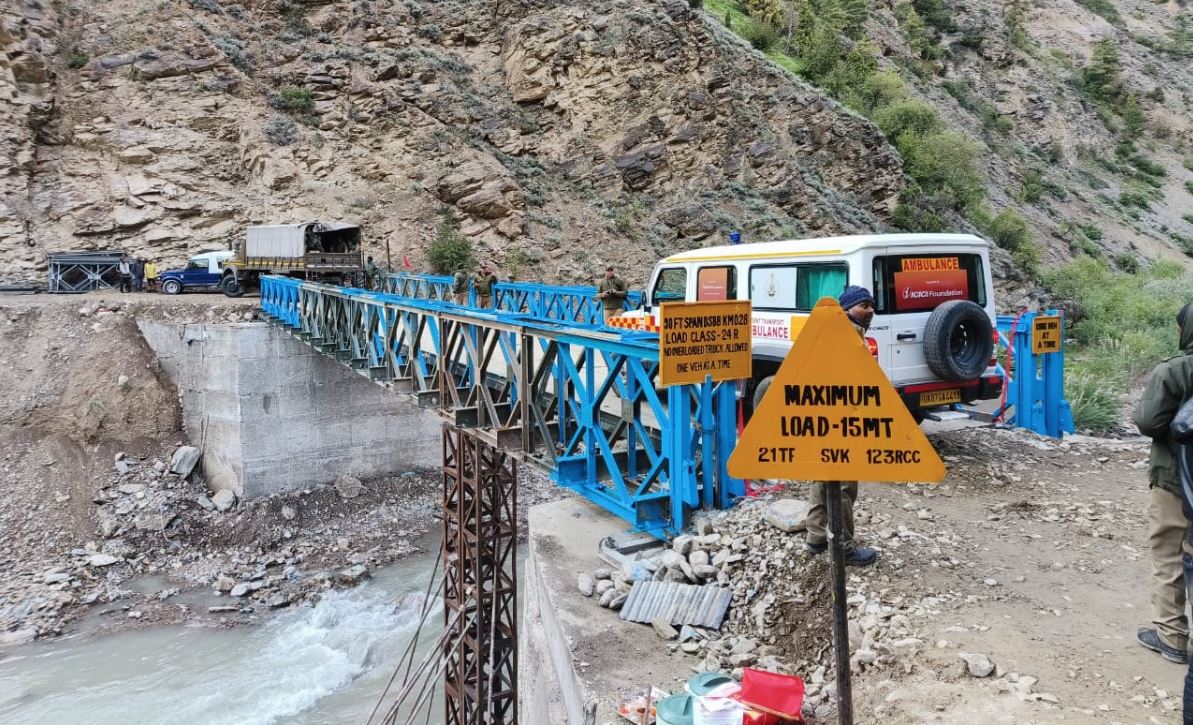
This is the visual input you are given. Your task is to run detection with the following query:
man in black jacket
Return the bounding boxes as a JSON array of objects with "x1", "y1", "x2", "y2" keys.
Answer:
[{"x1": 1133, "y1": 301, "x2": 1193, "y2": 665}]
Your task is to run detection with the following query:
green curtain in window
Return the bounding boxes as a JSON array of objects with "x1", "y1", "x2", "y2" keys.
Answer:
[{"x1": 796, "y1": 267, "x2": 848, "y2": 309}]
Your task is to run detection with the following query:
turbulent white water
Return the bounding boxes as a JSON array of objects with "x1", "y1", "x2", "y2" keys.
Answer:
[{"x1": 0, "y1": 556, "x2": 444, "y2": 725}]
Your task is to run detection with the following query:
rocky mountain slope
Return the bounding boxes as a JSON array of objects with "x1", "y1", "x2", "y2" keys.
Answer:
[
  {"x1": 3, "y1": 0, "x2": 1190, "y2": 293},
  {"x1": 1, "y1": 0, "x2": 905, "y2": 285}
]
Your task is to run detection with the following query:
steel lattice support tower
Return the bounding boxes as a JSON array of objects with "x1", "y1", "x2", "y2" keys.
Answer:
[{"x1": 442, "y1": 425, "x2": 518, "y2": 724}]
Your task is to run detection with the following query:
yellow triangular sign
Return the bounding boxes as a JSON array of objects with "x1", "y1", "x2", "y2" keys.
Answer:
[{"x1": 728, "y1": 298, "x2": 946, "y2": 483}]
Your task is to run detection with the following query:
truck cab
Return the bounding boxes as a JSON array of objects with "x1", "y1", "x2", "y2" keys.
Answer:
[
  {"x1": 634, "y1": 233, "x2": 1003, "y2": 420},
  {"x1": 159, "y1": 251, "x2": 234, "y2": 295}
]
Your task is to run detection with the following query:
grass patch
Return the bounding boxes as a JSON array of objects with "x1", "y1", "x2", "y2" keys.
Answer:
[{"x1": 1043, "y1": 259, "x2": 1193, "y2": 430}]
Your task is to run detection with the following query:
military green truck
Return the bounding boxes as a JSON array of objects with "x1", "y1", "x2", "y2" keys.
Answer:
[{"x1": 219, "y1": 221, "x2": 364, "y2": 297}]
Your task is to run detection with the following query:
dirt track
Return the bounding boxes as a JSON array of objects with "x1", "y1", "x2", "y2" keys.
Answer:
[{"x1": 843, "y1": 428, "x2": 1183, "y2": 723}]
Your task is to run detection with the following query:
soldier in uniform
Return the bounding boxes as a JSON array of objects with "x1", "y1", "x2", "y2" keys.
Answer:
[
  {"x1": 473, "y1": 264, "x2": 497, "y2": 308},
  {"x1": 597, "y1": 266, "x2": 628, "y2": 324},
  {"x1": 452, "y1": 266, "x2": 469, "y2": 305}
]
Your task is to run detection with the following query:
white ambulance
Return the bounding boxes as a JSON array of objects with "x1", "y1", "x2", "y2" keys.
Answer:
[{"x1": 634, "y1": 233, "x2": 1002, "y2": 420}]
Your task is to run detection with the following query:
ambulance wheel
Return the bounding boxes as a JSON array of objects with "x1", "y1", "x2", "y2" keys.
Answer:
[{"x1": 923, "y1": 300, "x2": 993, "y2": 382}]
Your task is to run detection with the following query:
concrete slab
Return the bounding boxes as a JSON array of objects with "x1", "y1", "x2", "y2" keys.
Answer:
[{"x1": 521, "y1": 497, "x2": 693, "y2": 724}]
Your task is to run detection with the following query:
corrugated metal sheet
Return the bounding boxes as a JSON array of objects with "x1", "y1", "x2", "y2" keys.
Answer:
[{"x1": 618, "y1": 581, "x2": 733, "y2": 629}]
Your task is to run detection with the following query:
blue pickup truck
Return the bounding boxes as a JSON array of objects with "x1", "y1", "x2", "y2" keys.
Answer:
[{"x1": 159, "y1": 251, "x2": 234, "y2": 295}]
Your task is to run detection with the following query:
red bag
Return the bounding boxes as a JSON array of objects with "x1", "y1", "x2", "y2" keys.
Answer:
[{"x1": 735, "y1": 669, "x2": 805, "y2": 722}]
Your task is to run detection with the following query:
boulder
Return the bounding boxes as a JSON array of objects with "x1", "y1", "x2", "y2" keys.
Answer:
[
  {"x1": 338, "y1": 565, "x2": 370, "y2": 584},
  {"x1": 578, "y1": 573, "x2": 595, "y2": 597},
  {"x1": 88, "y1": 554, "x2": 119, "y2": 567},
  {"x1": 212, "y1": 489, "x2": 236, "y2": 512},
  {"x1": 335, "y1": 475, "x2": 363, "y2": 499},
  {"x1": 960, "y1": 652, "x2": 995, "y2": 678},
  {"x1": 169, "y1": 446, "x2": 201, "y2": 478},
  {"x1": 764, "y1": 499, "x2": 810, "y2": 534}
]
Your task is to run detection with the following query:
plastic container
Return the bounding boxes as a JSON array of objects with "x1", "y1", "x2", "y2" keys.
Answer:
[
  {"x1": 656, "y1": 694, "x2": 696, "y2": 725},
  {"x1": 687, "y1": 672, "x2": 736, "y2": 697}
]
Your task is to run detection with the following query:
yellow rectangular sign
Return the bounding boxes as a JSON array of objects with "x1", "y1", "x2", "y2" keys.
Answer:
[
  {"x1": 1032, "y1": 315, "x2": 1061, "y2": 355},
  {"x1": 659, "y1": 301, "x2": 752, "y2": 387}
]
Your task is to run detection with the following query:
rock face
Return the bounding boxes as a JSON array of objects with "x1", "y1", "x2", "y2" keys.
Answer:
[{"x1": 0, "y1": 0, "x2": 903, "y2": 286}]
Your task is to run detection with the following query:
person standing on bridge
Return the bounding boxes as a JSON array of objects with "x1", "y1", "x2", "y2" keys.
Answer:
[
  {"x1": 597, "y1": 266, "x2": 628, "y2": 325},
  {"x1": 1132, "y1": 302, "x2": 1193, "y2": 666},
  {"x1": 805, "y1": 285, "x2": 879, "y2": 567},
  {"x1": 452, "y1": 266, "x2": 469, "y2": 305},
  {"x1": 474, "y1": 264, "x2": 497, "y2": 308},
  {"x1": 364, "y1": 256, "x2": 381, "y2": 290},
  {"x1": 117, "y1": 256, "x2": 132, "y2": 293}
]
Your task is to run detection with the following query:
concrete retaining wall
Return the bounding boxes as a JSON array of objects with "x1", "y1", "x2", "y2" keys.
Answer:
[{"x1": 139, "y1": 320, "x2": 439, "y2": 498}]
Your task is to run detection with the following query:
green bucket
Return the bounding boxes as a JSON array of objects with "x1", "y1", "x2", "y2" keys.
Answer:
[{"x1": 655, "y1": 693, "x2": 696, "y2": 725}]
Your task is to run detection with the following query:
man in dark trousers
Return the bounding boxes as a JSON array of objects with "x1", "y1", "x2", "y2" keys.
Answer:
[
  {"x1": 132, "y1": 258, "x2": 145, "y2": 292},
  {"x1": 473, "y1": 264, "x2": 497, "y2": 308},
  {"x1": 597, "y1": 266, "x2": 628, "y2": 324},
  {"x1": 117, "y1": 256, "x2": 132, "y2": 293},
  {"x1": 805, "y1": 285, "x2": 879, "y2": 567},
  {"x1": 1133, "y1": 302, "x2": 1193, "y2": 665}
]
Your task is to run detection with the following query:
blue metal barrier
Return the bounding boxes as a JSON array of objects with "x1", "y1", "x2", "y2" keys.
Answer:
[
  {"x1": 260, "y1": 275, "x2": 742, "y2": 538},
  {"x1": 994, "y1": 310, "x2": 1074, "y2": 439},
  {"x1": 383, "y1": 273, "x2": 644, "y2": 324}
]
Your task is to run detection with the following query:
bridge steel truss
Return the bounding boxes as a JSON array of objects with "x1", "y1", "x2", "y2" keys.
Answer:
[
  {"x1": 383, "y1": 273, "x2": 644, "y2": 326},
  {"x1": 441, "y1": 425, "x2": 518, "y2": 724},
  {"x1": 261, "y1": 275, "x2": 743, "y2": 538}
]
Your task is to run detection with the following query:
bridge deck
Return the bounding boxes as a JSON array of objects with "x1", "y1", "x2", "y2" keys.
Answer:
[{"x1": 260, "y1": 275, "x2": 743, "y2": 538}]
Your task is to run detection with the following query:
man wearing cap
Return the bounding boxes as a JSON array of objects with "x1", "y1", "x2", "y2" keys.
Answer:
[
  {"x1": 805, "y1": 285, "x2": 879, "y2": 567},
  {"x1": 597, "y1": 266, "x2": 628, "y2": 325},
  {"x1": 473, "y1": 264, "x2": 497, "y2": 308}
]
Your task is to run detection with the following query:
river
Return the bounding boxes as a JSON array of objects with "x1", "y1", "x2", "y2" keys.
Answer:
[{"x1": 0, "y1": 548, "x2": 445, "y2": 725}]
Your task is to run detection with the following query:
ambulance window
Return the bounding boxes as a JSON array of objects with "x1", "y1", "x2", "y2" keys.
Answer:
[
  {"x1": 696, "y1": 266, "x2": 736, "y2": 301},
  {"x1": 652, "y1": 267, "x2": 687, "y2": 304},
  {"x1": 872, "y1": 254, "x2": 986, "y2": 313},
  {"x1": 748, "y1": 265, "x2": 797, "y2": 310},
  {"x1": 750, "y1": 263, "x2": 846, "y2": 311},
  {"x1": 795, "y1": 264, "x2": 848, "y2": 309}
]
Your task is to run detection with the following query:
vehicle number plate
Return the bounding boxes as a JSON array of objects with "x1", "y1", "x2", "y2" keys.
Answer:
[{"x1": 919, "y1": 389, "x2": 961, "y2": 406}]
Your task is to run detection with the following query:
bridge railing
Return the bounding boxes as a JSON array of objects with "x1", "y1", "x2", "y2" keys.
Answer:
[
  {"x1": 994, "y1": 310, "x2": 1074, "y2": 439},
  {"x1": 382, "y1": 273, "x2": 644, "y2": 325},
  {"x1": 261, "y1": 275, "x2": 741, "y2": 538}
]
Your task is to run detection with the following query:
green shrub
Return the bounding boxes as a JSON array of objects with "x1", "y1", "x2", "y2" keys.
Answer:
[
  {"x1": 1114, "y1": 253, "x2": 1139, "y2": 273},
  {"x1": 739, "y1": 17, "x2": 780, "y2": 51},
  {"x1": 1186, "y1": 180, "x2": 1193, "y2": 195},
  {"x1": 1082, "y1": 38, "x2": 1122, "y2": 104},
  {"x1": 1130, "y1": 155, "x2": 1167, "y2": 177},
  {"x1": 890, "y1": 188, "x2": 949, "y2": 233},
  {"x1": 1183, "y1": 213, "x2": 1193, "y2": 226},
  {"x1": 270, "y1": 85, "x2": 313, "y2": 112},
  {"x1": 983, "y1": 209, "x2": 1041, "y2": 272},
  {"x1": 1066, "y1": 372, "x2": 1121, "y2": 431},
  {"x1": 900, "y1": 131, "x2": 985, "y2": 212},
  {"x1": 1122, "y1": 94, "x2": 1145, "y2": 139},
  {"x1": 873, "y1": 99, "x2": 943, "y2": 142},
  {"x1": 854, "y1": 72, "x2": 908, "y2": 115},
  {"x1": 427, "y1": 210, "x2": 473, "y2": 274},
  {"x1": 1076, "y1": 0, "x2": 1121, "y2": 25},
  {"x1": 1119, "y1": 189, "x2": 1152, "y2": 209},
  {"x1": 67, "y1": 51, "x2": 88, "y2": 69},
  {"x1": 1080, "y1": 223, "x2": 1104, "y2": 240}
]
